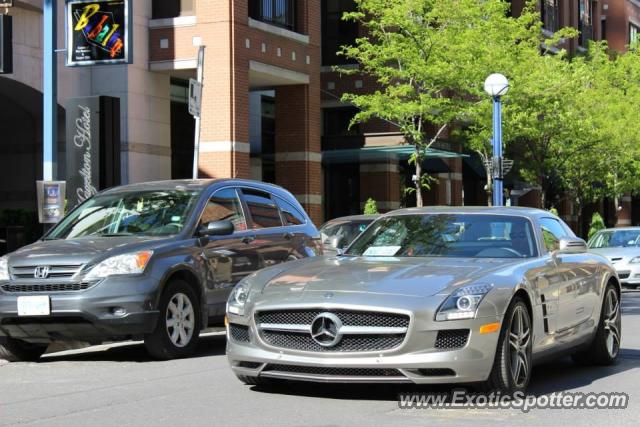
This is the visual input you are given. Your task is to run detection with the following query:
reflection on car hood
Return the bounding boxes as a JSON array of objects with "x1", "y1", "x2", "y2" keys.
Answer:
[
  {"x1": 8, "y1": 236, "x2": 167, "y2": 266},
  {"x1": 260, "y1": 255, "x2": 522, "y2": 298}
]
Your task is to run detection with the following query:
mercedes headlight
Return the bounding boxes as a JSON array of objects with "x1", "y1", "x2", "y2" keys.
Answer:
[
  {"x1": 0, "y1": 256, "x2": 8, "y2": 281},
  {"x1": 227, "y1": 282, "x2": 249, "y2": 316},
  {"x1": 84, "y1": 251, "x2": 153, "y2": 280},
  {"x1": 436, "y1": 283, "x2": 494, "y2": 321},
  {"x1": 629, "y1": 256, "x2": 640, "y2": 264}
]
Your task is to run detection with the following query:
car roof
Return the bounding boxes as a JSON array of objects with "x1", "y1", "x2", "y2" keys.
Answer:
[
  {"x1": 324, "y1": 214, "x2": 380, "y2": 224},
  {"x1": 596, "y1": 227, "x2": 640, "y2": 232},
  {"x1": 386, "y1": 206, "x2": 553, "y2": 219},
  {"x1": 99, "y1": 179, "x2": 291, "y2": 195}
]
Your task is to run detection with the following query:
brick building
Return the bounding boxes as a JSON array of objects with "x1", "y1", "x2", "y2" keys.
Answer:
[{"x1": 0, "y1": 0, "x2": 639, "y2": 232}]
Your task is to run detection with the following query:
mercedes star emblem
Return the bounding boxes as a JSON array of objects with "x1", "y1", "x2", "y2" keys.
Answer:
[{"x1": 310, "y1": 312, "x2": 343, "y2": 347}]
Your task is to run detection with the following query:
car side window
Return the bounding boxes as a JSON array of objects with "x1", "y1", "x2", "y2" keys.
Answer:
[
  {"x1": 540, "y1": 217, "x2": 567, "y2": 252},
  {"x1": 275, "y1": 196, "x2": 305, "y2": 226},
  {"x1": 201, "y1": 188, "x2": 247, "y2": 231},
  {"x1": 241, "y1": 189, "x2": 283, "y2": 229}
]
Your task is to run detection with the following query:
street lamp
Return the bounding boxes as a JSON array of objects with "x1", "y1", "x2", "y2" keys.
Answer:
[{"x1": 484, "y1": 73, "x2": 509, "y2": 207}]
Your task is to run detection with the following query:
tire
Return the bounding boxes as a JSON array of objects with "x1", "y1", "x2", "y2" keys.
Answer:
[
  {"x1": 144, "y1": 279, "x2": 201, "y2": 360},
  {"x1": 235, "y1": 374, "x2": 273, "y2": 386},
  {"x1": 478, "y1": 297, "x2": 532, "y2": 394},
  {"x1": 0, "y1": 338, "x2": 48, "y2": 362},
  {"x1": 572, "y1": 283, "x2": 621, "y2": 366}
]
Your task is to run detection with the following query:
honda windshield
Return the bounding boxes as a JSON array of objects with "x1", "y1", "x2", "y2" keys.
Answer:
[{"x1": 46, "y1": 189, "x2": 201, "y2": 239}]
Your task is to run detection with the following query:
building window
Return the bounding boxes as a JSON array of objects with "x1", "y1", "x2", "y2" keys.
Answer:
[
  {"x1": 323, "y1": 108, "x2": 360, "y2": 137},
  {"x1": 601, "y1": 17, "x2": 607, "y2": 41},
  {"x1": 152, "y1": 0, "x2": 195, "y2": 19},
  {"x1": 578, "y1": 0, "x2": 593, "y2": 47},
  {"x1": 631, "y1": 23, "x2": 640, "y2": 44},
  {"x1": 541, "y1": 0, "x2": 559, "y2": 33},
  {"x1": 322, "y1": 0, "x2": 359, "y2": 65},
  {"x1": 249, "y1": 0, "x2": 297, "y2": 32}
]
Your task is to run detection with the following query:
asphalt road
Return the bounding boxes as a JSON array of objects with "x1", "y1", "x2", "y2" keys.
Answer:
[{"x1": 1, "y1": 291, "x2": 640, "y2": 427}]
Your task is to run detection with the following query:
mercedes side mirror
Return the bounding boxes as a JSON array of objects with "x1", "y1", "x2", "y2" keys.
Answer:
[
  {"x1": 558, "y1": 237, "x2": 588, "y2": 254},
  {"x1": 199, "y1": 220, "x2": 234, "y2": 237}
]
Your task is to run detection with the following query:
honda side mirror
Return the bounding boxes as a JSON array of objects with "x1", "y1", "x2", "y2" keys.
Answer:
[{"x1": 199, "y1": 220, "x2": 234, "y2": 237}]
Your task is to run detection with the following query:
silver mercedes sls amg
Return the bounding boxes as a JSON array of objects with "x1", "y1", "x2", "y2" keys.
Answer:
[{"x1": 226, "y1": 207, "x2": 621, "y2": 393}]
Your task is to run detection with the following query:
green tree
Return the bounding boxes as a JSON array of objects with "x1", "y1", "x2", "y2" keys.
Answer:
[
  {"x1": 575, "y1": 44, "x2": 640, "y2": 219},
  {"x1": 363, "y1": 198, "x2": 379, "y2": 214},
  {"x1": 588, "y1": 212, "x2": 606, "y2": 240},
  {"x1": 339, "y1": 0, "x2": 541, "y2": 206},
  {"x1": 339, "y1": 0, "x2": 640, "y2": 214}
]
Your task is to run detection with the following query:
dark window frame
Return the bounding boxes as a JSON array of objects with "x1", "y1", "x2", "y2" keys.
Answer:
[
  {"x1": 630, "y1": 22, "x2": 640, "y2": 44},
  {"x1": 195, "y1": 187, "x2": 249, "y2": 235},
  {"x1": 321, "y1": 0, "x2": 359, "y2": 66},
  {"x1": 274, "y1": 196, "x2": 307, "y2": 226},
  {"x1": 539, "y1": 217, "x2": 568, "y2": 253},
  {"x1": 249, "y1": 0, "x2": 298, "y2": 32},
  {"x1": 541, "y1": 0, "x2": 559, "y2": 33},
  {"x1": 239, "y1": 188, "x2": 284, "y2": 229},
  {"x1": 152, "y1": 0, "x2": 195, "y2": 20}
]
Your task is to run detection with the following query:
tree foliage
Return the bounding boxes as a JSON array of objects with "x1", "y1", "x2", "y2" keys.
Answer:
[
  {"x1": 363, "y1": 197, "x2": 379, "y2": 214},
  {"x1": 339, "y1": 0, "x2": 542, "y2": 205},
  {"x1": 338, "y1": 0, "x2": 640, "y2": 217},
  {"x1": 588, "y1": 212, "x2": 606, "y2": 240}
]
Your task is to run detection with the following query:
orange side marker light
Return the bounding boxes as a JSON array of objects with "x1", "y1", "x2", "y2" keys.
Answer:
[{"x1": 479, "y1": 322, "x2": 500, "y2": 334}]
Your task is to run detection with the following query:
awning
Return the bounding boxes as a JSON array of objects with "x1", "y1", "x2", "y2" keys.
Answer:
[{"x1": 322, "y1": 145, "x2": 468, "y2": 164}]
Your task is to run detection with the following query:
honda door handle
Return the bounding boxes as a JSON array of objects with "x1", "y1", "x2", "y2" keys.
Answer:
[{"x1": 242, "y1": 236, "x2": 255, "y2": 244}]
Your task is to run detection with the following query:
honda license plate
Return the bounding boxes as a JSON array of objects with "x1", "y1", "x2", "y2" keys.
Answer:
[{"x1": 17, "y1": 296, "x2": 51, "y2": 316}]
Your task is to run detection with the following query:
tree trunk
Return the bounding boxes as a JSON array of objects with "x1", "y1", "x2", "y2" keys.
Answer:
[{"x1": 415, "y1": 154, "x2": 423, "y2": 207}]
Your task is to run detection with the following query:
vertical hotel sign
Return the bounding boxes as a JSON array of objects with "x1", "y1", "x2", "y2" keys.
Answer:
[{"x1": 66, "y1": 0, "x2": 132, "y2": 66}]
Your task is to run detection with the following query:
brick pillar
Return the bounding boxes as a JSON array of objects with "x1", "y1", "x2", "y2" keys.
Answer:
[
  {"x1": 196, "y1": 0, "x2": 250, "y2": 179},
  {"x1": 275, "y1": 83, "x2": 322, "y2": 223},
  {"x1": 434, "y1": 158, "x2": 463, "y2": 206},
  {"x1": 616, "y1": 194, "x2": 632, "y2": 227},
  {"x1": 359, "y1": 158, "x2": 401, "y2": 213}
]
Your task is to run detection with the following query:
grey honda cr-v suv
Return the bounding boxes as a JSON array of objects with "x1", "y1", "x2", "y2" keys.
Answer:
[{"x1": 0, "y1": 179, "x2": 321, "y2": 361}]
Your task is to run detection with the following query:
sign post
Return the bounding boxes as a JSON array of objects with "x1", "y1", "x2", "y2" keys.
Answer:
[
  {"x1": 191, "y1": 45, "x2": 205, "y2": 179},
  {"x1": 188, "y1": 78, "x2": 202, "y2": 117},
  {"x1": 43, "y1": 0, "x2": 57, "y2": 182}
]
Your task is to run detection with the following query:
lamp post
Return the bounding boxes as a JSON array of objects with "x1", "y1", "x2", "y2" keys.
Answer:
[{"x1": 484, "y1": 73, "x2": 509, "y2": 207}]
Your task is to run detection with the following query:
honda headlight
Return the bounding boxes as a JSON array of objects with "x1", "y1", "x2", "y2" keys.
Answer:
[
  {"x1": 227, "y1": 282, "x2": 250, "y2": 316},
  {"x1": 436, "y1": 283, "x2": 494, "y2": 321},
  {"x1": 0, "y1": 256, "x2": 8, "y2": 281},
  {"x1": 84, "y1": 251, "x2": 153, "y2": 280}
]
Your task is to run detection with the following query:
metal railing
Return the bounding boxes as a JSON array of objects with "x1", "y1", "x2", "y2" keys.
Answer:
[{"x1": 250, "y1": 0, "x2": 297, "y2": 32}]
